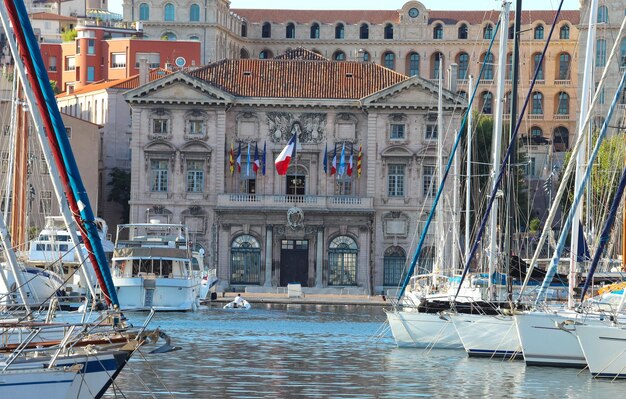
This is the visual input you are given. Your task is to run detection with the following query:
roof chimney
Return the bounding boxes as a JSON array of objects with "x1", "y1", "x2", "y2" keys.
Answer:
[
  {"x1": 139, "y1": 58, "x2": 148, "y2": 85},
  {"x1": 447, "y1": 63, "x2": 458, "y2": 94}
]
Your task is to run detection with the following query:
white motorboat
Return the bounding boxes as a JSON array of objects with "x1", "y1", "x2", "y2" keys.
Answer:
[
  {"x1": 111, "y1": 221, "x2": 205, "y2": 311},
  {"x1": 223, "y1": 298, "x2": 251, "y2": 310},
  {"x1": 0, "y1": 262, "x2": 64, "y2": 307}
]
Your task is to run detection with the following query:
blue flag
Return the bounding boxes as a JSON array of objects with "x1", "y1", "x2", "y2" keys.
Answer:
[
  {"x1": 246, "y1": 142, "x2": 251, "y2": 176},
  {"x1": 323, "y1": 143, "x2": 328, "y2": 174},
  {"x1": 262, "y1": 141, "x2": 266, "y2": 176}
]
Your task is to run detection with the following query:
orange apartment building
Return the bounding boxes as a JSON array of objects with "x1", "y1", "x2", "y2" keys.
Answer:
[{"x1": 41, "y1": 21, "x2": 201, "y2": 92}]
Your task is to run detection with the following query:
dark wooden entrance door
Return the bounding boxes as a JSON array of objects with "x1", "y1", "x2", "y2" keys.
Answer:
[{"x1": 280, "y1": 240, "x2": 309, "y2": 286}]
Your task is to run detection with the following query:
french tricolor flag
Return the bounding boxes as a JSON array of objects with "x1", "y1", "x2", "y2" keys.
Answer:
[{"x1": 274, "y1": 132, "x2": 297, "y2": 175}]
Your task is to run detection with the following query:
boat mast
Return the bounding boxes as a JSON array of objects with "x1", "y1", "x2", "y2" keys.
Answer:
[
  {"x1": 465, "y1": 75, "x2": 473, "y2": 271},
  {"x1": 9, "y1": 84, "x2": 28, "y2": 248},
  {"x1": 487, "y1": 0, "x2": 510, "y2": 300},
  {"x1": 435, "y1": 59, "x2": 444, "y2": 277},
  {"x1": 570, "y1": 0, "x2": 597, "y2": 309}
]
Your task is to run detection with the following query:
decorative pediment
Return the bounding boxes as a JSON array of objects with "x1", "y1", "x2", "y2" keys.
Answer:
[
  {"x1": 180, "y1": 140, "x2": 212, "y2": 154},
  {"x1": 144, "y1": 140, "x2": 175, "y2": 153},
  {"x1": 361, "y1": 76, "x2": 466, "y2": 110},
  {"x1": 381, "y1": 145, "x2": 413, "y2": 158},
  {"x1": 267, "y1": 112, "x2": 327, "y2": 144},
  {"x1": 124, "y1": 71, "x2": 234, "y2": 106}
]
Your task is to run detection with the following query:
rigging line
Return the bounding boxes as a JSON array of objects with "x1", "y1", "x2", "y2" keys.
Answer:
[
  {"x1": 454, "y1": 0, "x2": 566, "y2": 301},
  {"x1": 395, "y1": 17, "x2": 503, "y2": 301},
  {"x1": 540, "y1": 70, "x2": 626, "y2": 304},
  {"x1": 517, "y1": 15, "x2": 626, "y2": 301}
]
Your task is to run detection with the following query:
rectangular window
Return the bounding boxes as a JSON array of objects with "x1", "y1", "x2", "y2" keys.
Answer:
[
  {"x1": 76, "y1": 41, "x2": 80, "y2": 54},
  {"x1": 423, "y1": 165, "x2": 436, "y2": 197},
  {"x1": 65, "y1": 56, "x2": 75, "y2": 71},
  {"x1": 1, "y1": 194, "x2": 12, "y2": 212},
  {"x1": 153, "y1": 119, "x2": 168, "y2": 134},
  {"x1": 65, "y1": 127, "x2": 72, "y2": 138},
  {"x1": 111, "y1": 53, "x2": 126, "y2": 68},
  {"x1": 48, "y1": 56, "x2": 57, "y2": 71},
  {"x1": 188, "y1": 120, "x2": 205, "y2": 135},
  {"x1": 87, "y1": 66, "x2": 95, "y2": 82},
  {"x1": 39, "y1": 191, "x2": 52, "y2": 213},
  {"x1": 426, "y1": 124, "x2": 438, "y2": 140},
  {"x1": 390, "y1": 123, "x2": 405, "y2": 139},
  {"x1": 87, "y1": 39, "x2": 95, "y2": 54},
  {"x1": 40, "y1": 158, "x2": 49, "y2": 174},
  {"x1": 336, "y1": 175, "x2": 352, "y2": 196},
  {"x1": 388, "y1": 164, "x2": 405, "y2": 197},
  {"x1": 186, "y1": 160, "x2": 204, "y2": 192},
  {"x1": 150, "y1": 159, "x2": 169, "y2": 192},
  {"x1": 135, "y1": 52, "x2": 160, "y2": 68},
  {"x1": 1, "y1": 151, "x2": 8, "y2": 173}
]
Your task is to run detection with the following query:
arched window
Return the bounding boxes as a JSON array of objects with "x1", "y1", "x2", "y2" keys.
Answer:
[
  {"x1": 558, "y1": 53, "x2": 571, "y2": 80},
  {"x1": 230, "y1": 235, "x2": 261, "y2": 284},
  {"x1": 189, "y1": 35, "x2": 199, "y2": 41},
  {"x1": 240, "y1": 48, "x2": 249, "y2": 59},
  {"x1": 164, "y1": 3, "x2": 175, "y2": 21},
  {"x1": 286, "y1": 22, "x2": 295, "y2": 39},
  {"x1": 384, "y1": 23, "x2": 394, "y2": 39},
  {"x1": 333, "y1": 50, "x2": 346, "y2": 61},
  {"x1": 431, "y1": 52, "x2": 443, "y2": 79},
  {"x1": 189, "y1": 4, "x2": 200, "y2": 22},
  {"x1": 533, "y1": 53, "x2": 544, "y2": 80},
  {"x1": 335, "y1": 23, "x2": 344, "y2": 39},
  {"x1": 360, "y1": 50, "x2": 370, "y2": 62},
  {"x1": 483, "y1": 24, "x2": 493, "y2": 39},
  {"x1": 383, "y1": 51, "x2": 395, "y2": 70},
  {"x1": 360, "y1": 23, "x2": 369, "y2": 39},
  {"x1": 556, "y1": 92, "x2": 569, "y2": 115},
  {"x1": 383, "y1": 246, "x2": 406, "y2": 286},
  {"x1": 310, "y1": 23, "x2": 320, "y2": 39},
  {"x1": 560, "y1": 24, "x2": 570, "y2": 39},
  {"x1": 139, "y1": 3, "x2": 149, "y2": 20},
  {"x1": 458, "y1": 24, "x2": 468, "y2": 39},
  {"x1": 553, "y1": 126, "x2": 569, "y2": 151},
  {"x1": 531, "y1": 91, "x2": 543, "y2": 115},
  {"x1": 504, "y1": 91, "x2": 512, "y2": 114},
  {"x1": 261, "y1": 22, "x2": 271, "y2": 38},
  {"x1": 482, "y1": 52, "x2": 494, "y2": 80},
  {"x1": 534, "y1": 24, "x2": 544, "y2": 40},
  {"x1": 259, "y1": 49, "x2": 272, "y2": 59},
  {"x1": 408, "y1": 52, "x2": 420, "y2": 77},
  {"x1": 531, "y1": 126, "x2": 543, "y2": 137},
  {"x1": 506, "y1": 52, "x2": 513, "y2": 80},
  {"x1": 596, "y1": 39, "x2": 607, "y2": 67},
  {"x1": 162, "y1": 32, "x2": 176, "y2": 40},
  {"x1": 433, "y1": 23, "x2": 443, "y2": 39},
  {"x1": 508, "y1": 24, "x2": 515, "y2": 40},
  {"x1": 241, "y1": 21, "x2": 247, "y2": 37},
  {"x1": 481, "y1": 91, "x2": 493, "y2": 114},
  {"x1": 598, "y1": 5, "x2": 608, "y2": 23},
  {"x1": 328, "y1": 236, "x2": 358, "y2": 286},
  {"x1": 457, "y1": 52, "x2": 469, "y2": 79}
]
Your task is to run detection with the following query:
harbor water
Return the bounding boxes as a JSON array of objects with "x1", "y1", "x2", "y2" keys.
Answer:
[{"x1": 106, "y1": 304, "x2": 624, "y2": 398}]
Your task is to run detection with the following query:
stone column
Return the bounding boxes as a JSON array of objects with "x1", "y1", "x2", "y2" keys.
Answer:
[
  {"x1": 264, "y1": 225, "x2": 273, "y2": 287},
  {"x1": 315, "y1": 228, "x2": 324, "y2": 288}
]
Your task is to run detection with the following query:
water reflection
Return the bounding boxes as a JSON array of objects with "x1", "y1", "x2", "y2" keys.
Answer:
[{"x1": 105, "y1": 304, "x2": 622, "y2": 398}]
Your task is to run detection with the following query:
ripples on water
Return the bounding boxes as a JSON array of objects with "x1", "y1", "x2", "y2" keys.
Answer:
[{"x1": 105, "y1": 304, "x2": 623, "y2": 398}]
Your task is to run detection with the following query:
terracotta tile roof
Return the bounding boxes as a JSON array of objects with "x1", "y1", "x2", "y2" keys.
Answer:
[
  {"x1": 429, "y1": 10, "x2": 580, "y2": 25},
  {"x1": 273, "y1": 47, "x2": 329, "y2": 61},
  {"x1": 189, "y1": 58, "x2": 408, "y2": 99},
  {"x1": 232, "y1": 9, "x2": 400, "y2": 25},
  {"x1": 56, "y1": 69, "x2": 172, "y2": 98},
  {"x1": 232, "y1": 8, "x2": 579, "y2": 26},
  {"x1": 30, "y1": 12, "x2": 78, "y2": 22}
]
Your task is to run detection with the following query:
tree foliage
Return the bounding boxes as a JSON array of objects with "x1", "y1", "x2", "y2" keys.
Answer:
[
  {"x1": 61, "y1": 29, "x2": 77, "y2": 42},
  {"x1": 107, "y1": 168, "x2": 130, "y2": 223}
]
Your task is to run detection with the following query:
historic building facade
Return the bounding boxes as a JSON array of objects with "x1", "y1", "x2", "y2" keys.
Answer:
[{"x1": 124, "y1": 50, "x2": 465, "y2": 294}]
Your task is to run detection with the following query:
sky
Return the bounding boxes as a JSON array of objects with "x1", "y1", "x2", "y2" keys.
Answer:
[{"x1": 109, "y1": 0, "x2": 580, "y2": 15}]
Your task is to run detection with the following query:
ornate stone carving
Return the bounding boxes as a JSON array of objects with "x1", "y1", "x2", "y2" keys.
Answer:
[
  {"x1": 287, "y1": 207, "x2": 304, "y2": 230},
  {"x1": 267, "y1": 112, "x2": 327, "y2": 144}
]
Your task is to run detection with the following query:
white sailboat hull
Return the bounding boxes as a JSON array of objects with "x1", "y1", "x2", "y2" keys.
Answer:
[
  {"x1": 385, "y1": 309, "x2": 462, "y2": 349},
  {"x1": 514, "y1": 310, "x2": 588, "y2": 367},
  {"x1": 451, "y1": 313, "x2": 522, "y2": 359},
  {"x1": 0, "y1": 368, "x2": 79, "y2": 398},
  {"x1": 576, "y1": 324, "x2": 626, "y2": 379}
]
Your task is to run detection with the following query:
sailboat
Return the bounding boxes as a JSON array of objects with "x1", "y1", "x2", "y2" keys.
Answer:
[{"x1": 513, "y1": 9, "x2": 626, "y2": 369}]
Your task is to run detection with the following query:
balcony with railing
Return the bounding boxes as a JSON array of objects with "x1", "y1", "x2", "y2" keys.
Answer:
[
  {"x1": 217, "y1": 194, "x2": 374, "y2": 212},
  {"x1": 554, "y1": 79, "x2": 571, "y2": 86}
]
